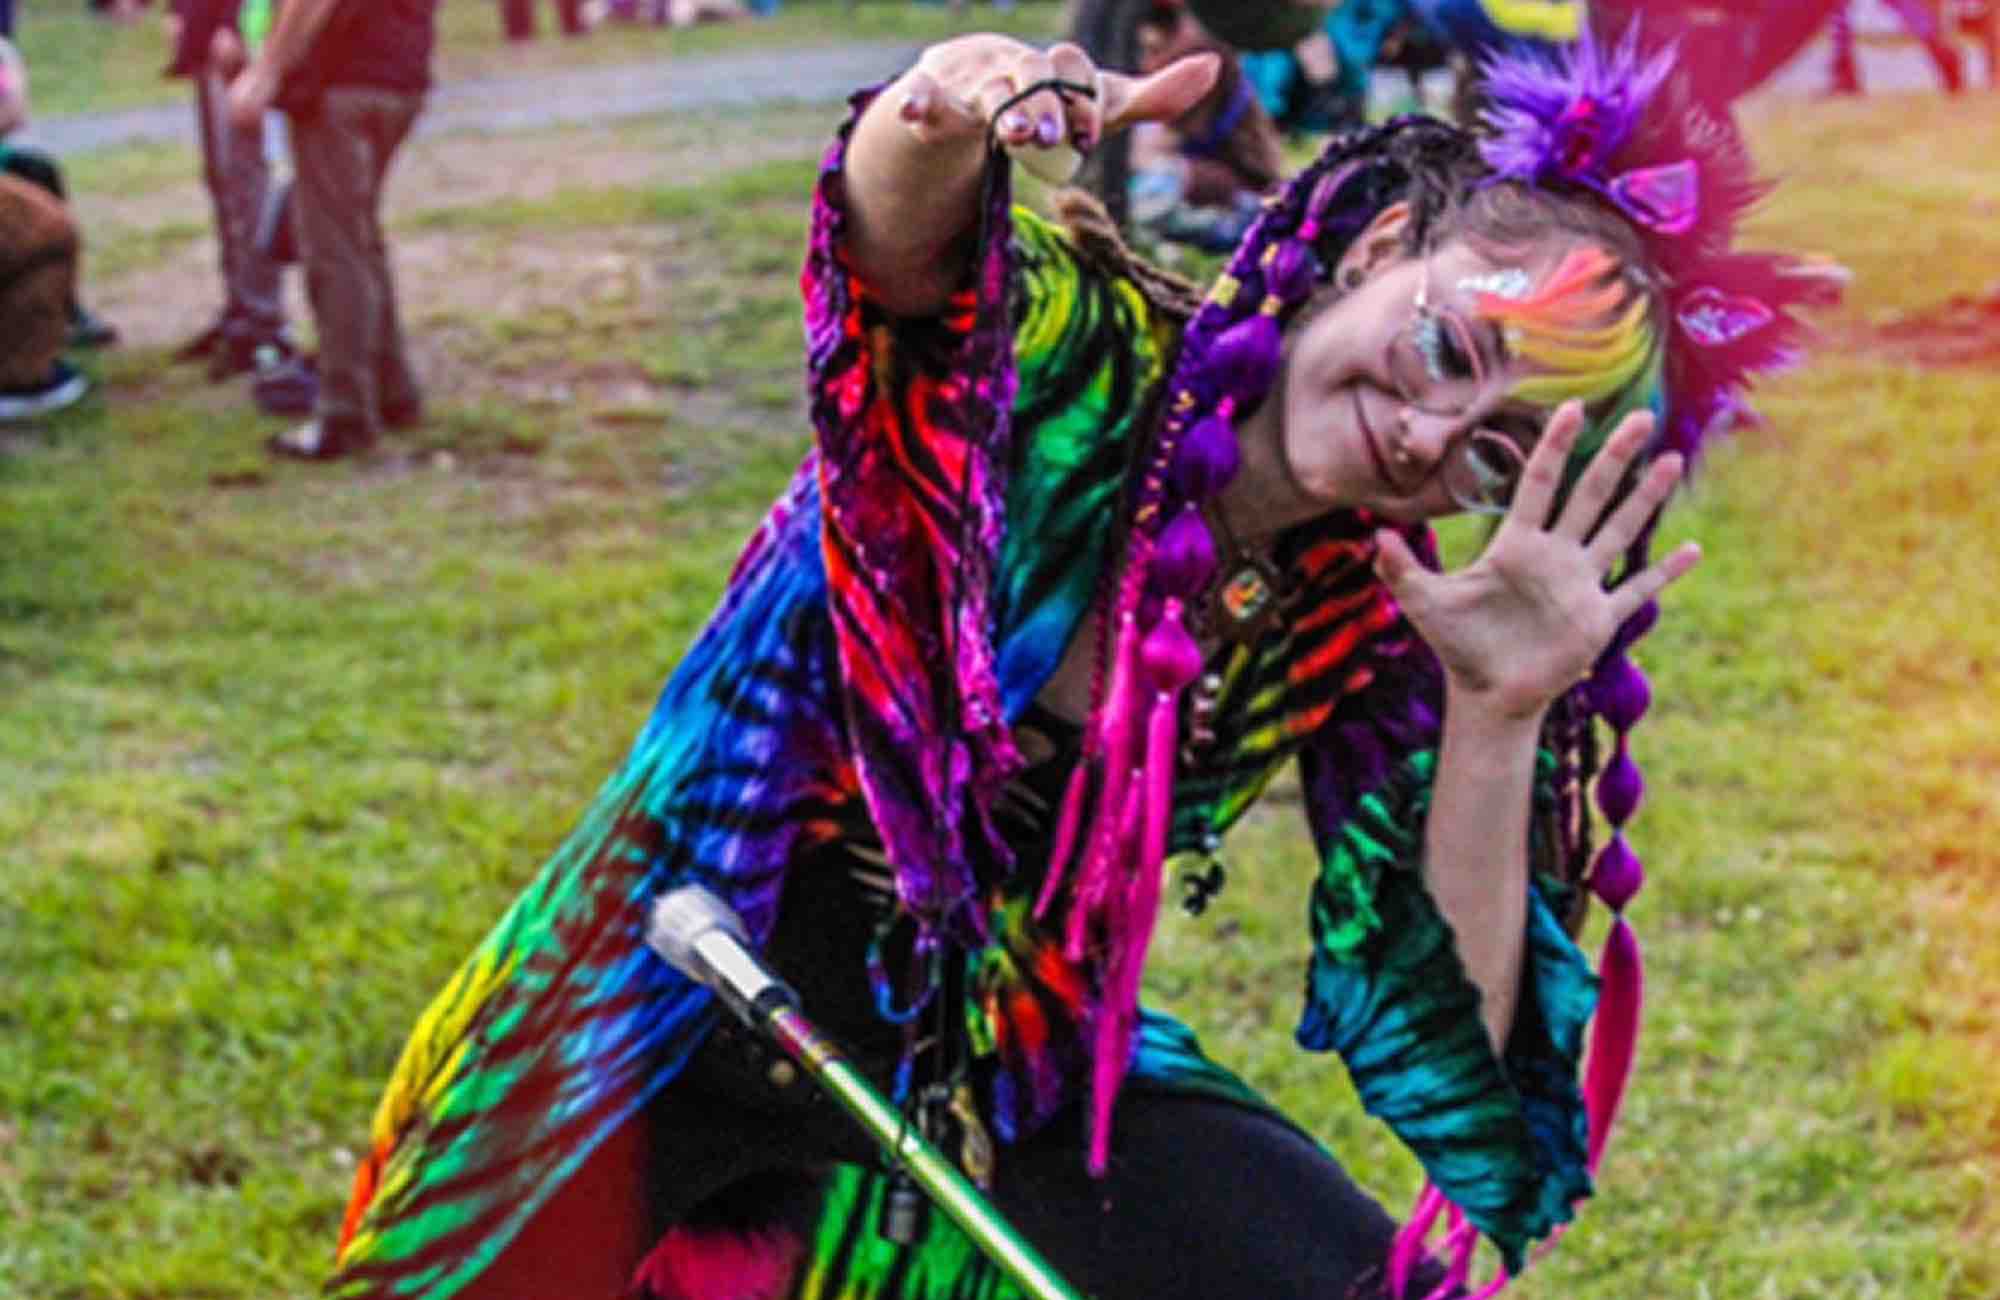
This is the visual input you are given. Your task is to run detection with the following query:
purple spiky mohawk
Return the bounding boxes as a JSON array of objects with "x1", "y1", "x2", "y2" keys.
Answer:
[{"x1": 1476, "y1": 19, "x2": 1822, "y2": 464}]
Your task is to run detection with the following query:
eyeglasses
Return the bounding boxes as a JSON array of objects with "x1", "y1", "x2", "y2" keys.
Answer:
[{"x1": 1383, "y1": 265, "x2": 1540, "y2": 517}]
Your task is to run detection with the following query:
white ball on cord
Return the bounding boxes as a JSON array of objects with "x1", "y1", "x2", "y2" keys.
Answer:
[{"x1": 1004, "y1": 140, "x2": 1085, "y2": 187}]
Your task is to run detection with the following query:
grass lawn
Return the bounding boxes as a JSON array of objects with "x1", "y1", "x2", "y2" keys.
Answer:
[
  {"x1": 11, "y1": 0, "x2": 1065, "y2": 121},
  {"x1": 5, "y1": 68, "x2": 2000, "y2": 1300}
]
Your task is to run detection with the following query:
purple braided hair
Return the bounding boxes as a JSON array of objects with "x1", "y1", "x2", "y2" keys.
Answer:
[{"x1": 1038, "y1": 118, "x2": 1468, "y2": 1173}]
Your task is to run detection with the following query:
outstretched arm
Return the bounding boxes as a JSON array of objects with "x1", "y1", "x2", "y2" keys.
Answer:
[
  {"x1": 842, "y1": 34, "x2": 1219, "y2": 318},
  {"x1": 1375, "y1": 400, "x2": 1699, "y2": 1049}
]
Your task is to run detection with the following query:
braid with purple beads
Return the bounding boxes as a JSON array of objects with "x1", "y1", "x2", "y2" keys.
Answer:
[
  {"x1": 1033, "y1": 121, "x2": 1472, "y2": 1175},
  {"x1": 1381, "y1": 20, "x2": 1824, "y2": 1297}
]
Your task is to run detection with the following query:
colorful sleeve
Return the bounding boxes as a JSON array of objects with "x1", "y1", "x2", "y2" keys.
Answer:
[
  {"x1": 799, "y1": 85, "x2": 1166, "y2": 948},
  {"x1": 1296, "y1": 704, "x2": 1597, "y2": 1275},
  {"x1": 327, "y1": 464, "x2": 855, "y2": 1298}
]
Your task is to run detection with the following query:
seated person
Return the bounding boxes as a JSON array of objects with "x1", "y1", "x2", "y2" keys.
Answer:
[
  {"x1": 1128, "y1": 0, "x2": 1286, "y2": 253},
  {"x1": 0, "y1": 173, "x2": 90, "y2": 420},
  {"x1": 1242, "y1": 0, "x2": 1415, "y2": 134},
  {"x1": 0, "y1": 36, "x2": 118, "y2": 349}
]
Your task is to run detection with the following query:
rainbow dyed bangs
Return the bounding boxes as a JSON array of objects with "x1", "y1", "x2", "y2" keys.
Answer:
[{"x1": 1474, "y1": 244, "x2": 1666, "y2": 462}]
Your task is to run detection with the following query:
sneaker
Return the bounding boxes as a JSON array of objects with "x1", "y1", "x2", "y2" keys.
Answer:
[
  {"x1": 210, "y1": 331, "x2": 292, "y2": 382},
  {"x1": 0, "y1": 361, "x2": 90, "y2": 422},
  {"x1": 252, "y1": 352, "x2": 319, "y2": 417},
  {"x1": 173, "y1": 319, "x2": 229, "y2": 363},
  {"x1": 267, "y1": 417, "x2": 375, "y2": 461},
  {"x1": 69, "y1": 304, "x2": 120, "y2": 350}
]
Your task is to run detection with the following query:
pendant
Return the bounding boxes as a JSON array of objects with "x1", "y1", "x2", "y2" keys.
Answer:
[{"x1": 1211, "y1": 555, "x2": 1285, "y2": 645}]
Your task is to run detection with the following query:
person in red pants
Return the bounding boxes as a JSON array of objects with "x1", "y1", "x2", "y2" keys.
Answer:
[
  {"x1": 1826, "y1": 0, "x2": 1965, "y2": 94},
  {"x1": 499, "y1": 0, "x2": 589, "y2": 41},
  {"x1": 227, "y1": 0, "x2": 437, "y2": 460}
]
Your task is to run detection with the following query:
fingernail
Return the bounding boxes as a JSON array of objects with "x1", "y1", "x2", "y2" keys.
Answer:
[
  {"x1": 1000, "y1": 109, "x2": 1030, "y2": 137},
  {"x1": 1036, "y1": 113, "x2": 1061, "y2": 147}
]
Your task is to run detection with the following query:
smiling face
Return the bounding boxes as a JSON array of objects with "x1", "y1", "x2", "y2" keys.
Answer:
[
  {"x1": 1275, "y1": 239, "x2": 1545, "y2": 522},
  {"x1": 1260, "y1": 202, "x2": 1663, "y2": 526}
]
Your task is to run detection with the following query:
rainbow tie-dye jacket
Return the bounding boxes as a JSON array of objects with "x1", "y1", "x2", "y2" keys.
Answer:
[{"x1": 326, "y1": 97, "x2": 1597, "y2": 1299}]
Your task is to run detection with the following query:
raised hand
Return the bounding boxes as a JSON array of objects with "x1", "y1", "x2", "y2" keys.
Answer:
[
  {"x1": 846, "y1": 35, "x2": 1217, "y2": 317},
  {"x1": 896, "y1": 35, "x2": 1220, "y2": 181},
  {"x1": 1372, "y1": 401, "x2": 1701, "y2": 722}
]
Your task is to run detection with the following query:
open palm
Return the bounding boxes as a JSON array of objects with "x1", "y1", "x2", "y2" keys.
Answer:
[{"x1": 1374, "y1": 402, "x2": 1701, "y2": 720}]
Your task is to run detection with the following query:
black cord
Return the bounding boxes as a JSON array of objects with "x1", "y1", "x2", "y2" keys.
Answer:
[{"x1": 986, "y1": 77, "x2": 1099, "y2": 135}]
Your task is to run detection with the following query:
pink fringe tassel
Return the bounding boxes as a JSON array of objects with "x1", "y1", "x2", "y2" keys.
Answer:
[
  {"x1": 1106, "y1": 686, "x2": 1179, "y2": 1024},
  {"x1": 1424, "y1": 1213, "x2": 1477, "y2": 1300},
  {"x1": 1063, "y1": 611, "x2": 1141, "y2": 960},
  {"x1": 1042, "y1": 541, "x2": 1152, "y2": 925},
  {"x1": 1584, "y1": 914, "x2": 1644, "y2": 1172},
  {"x1": 1082, "y1": 597, "x2": 1197, "y2": 1174},
  {"x1": 1388, "y1": 916, "x2": 1646, "y2": 1295},
  {"x1": 1087, "y1": 776, "x2": 1146, "y2": 1173},
  {"x1": 1387, "y1": 1183, "x2": 1447, "y2": 1298}
]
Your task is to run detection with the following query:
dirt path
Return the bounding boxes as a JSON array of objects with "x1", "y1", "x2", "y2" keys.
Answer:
[
  {"x1": 26, "y1": 24, "x2": 1985, "y2": 160},
  {"x1": 87, "y1": 102, "x2": 836, "y2": 353},
  {"x1": 22, "y1": 41, "x2": 916, "y2": 157}
]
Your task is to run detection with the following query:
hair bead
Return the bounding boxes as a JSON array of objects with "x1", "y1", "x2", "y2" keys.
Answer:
[
  {"x1": 1591, "y1": 654, "x2": 1652, "y2": 730},
  {"x1": 1609, "y1": 597, "x2": 1660, "y2": 659},
  {"x1": 1595, "y1": 741, "x2": 1644, "y2": 824},
  {"x1": 1590, "y1": 833, "x2": 1645, "y2": 910},
  {"x1": 1139, "y1": 603, "x2": 1204, "y2": 692},
  {"x1": 1169, "y1": 411, "x2": 1242, "y2": 500},
  {"x1": 1262, "y1": 239, "x2": 1319, "y2": 306},
  {"x1": 1207, "y1": 314, "x2": 1284, "y2": 401},
  {"x1": 1151, "y1": 505, "x2": 1218, "y2": 599}
]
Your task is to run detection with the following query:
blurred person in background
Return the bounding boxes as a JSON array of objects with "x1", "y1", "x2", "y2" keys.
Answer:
[
  {"x1": 1243, "y1": 0, "x2": 1410, "y2": 134},
  {"x1": 0, "y1": 174, "x2": 88, "y2": 420},
  {"x1": 500, "y1": 0, "x2": 591, "y2": 41},
  {"x1": 227, "y1": 0, "x2": 438, "y2": 460},
  {"x1": 0, "y1": 35, "x2": 118, "y2": 354},
  {"x1": 1127, "y1": 0, "x2": 1286, "y2": 252},
  {"x1": 165, "y1": 0, "x2": 295, "y2": 378},
  {"x1": 1825, "y1": 0, "x2": 1968, "y2": 94}
]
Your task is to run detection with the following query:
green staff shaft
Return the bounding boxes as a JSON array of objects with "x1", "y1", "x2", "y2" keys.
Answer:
[
  {"x1": 645, "y1": 886, "x2": 1087, "y2": 1300},
  {"x1": 762, "y1": 1005, "x2": 1088, "y2": 1300}
]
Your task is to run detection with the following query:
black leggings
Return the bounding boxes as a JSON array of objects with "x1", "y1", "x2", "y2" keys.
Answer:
[
  {"x1": 640, "y1": 1021, "x2": 1455, "y2": 1300},
  {"x1": 645, "y1": 721, "x2": 1454, "y2": 1299},
  {"x1": 476, "y1": 870, "x2": 1458, "y2": 1299},
  {"x1": 485, "y1": 708, "x2": 1457, "y2": 1298}
]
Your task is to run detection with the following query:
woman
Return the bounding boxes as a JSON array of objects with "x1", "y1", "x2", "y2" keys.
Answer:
[{"x1": 326, "y1": 23, "x2": 1813, "y2": 1300}]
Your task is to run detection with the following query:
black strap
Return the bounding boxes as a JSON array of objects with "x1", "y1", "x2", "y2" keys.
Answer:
[{"x1": 986, "y1": 76, "x2": 1100, "y2": 140}]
